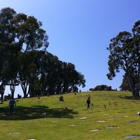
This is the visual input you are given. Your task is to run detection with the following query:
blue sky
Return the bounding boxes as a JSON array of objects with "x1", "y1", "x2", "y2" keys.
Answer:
[{"x1": 1, "y1": 0, "x2": 140, "y2": 97}]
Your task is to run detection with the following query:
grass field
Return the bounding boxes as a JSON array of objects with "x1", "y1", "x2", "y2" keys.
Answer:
[{"x1": 0, "y1": 91, "x2": 140, "y2": 140}]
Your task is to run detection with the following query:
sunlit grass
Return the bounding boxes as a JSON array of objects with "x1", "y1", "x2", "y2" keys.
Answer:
[{"x1": 0, "y1": 91, "x2": 140, "y2": 140}]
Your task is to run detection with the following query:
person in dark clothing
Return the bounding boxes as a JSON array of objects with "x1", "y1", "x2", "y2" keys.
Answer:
[
  {"x1": 9, "y1": 98, "x2": 16, "y2": 114},
  {"x1": 86, "y1": 97, "x2": 90, "y2": 109}
]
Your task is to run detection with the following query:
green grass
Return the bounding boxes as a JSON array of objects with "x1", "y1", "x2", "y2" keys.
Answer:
[{"x1": 0, "y1": 91, "x2": 140, "y2": 140}]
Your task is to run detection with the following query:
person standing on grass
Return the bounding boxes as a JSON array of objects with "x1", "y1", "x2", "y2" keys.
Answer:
[
  {"x1": 9, "y1": 98, "x2": 16, "y2": 114},
  {"x1": 86, "y1": 96, "x2": 90, "y2": 109}
]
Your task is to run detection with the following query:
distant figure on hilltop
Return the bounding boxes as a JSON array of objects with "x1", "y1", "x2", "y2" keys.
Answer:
[
  {"x1": 9, "y1": 98, "x2": 16, "y2": 114},
  {"x1": 86, "y1": 96, "x2": 90, "y2": 109}
]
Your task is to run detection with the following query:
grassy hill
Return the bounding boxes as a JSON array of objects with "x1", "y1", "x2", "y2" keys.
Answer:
[{"x1": 0, "y1": 91, "x2": 140, "y2": 140}]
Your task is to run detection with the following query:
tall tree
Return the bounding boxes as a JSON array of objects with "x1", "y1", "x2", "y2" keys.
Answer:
[
  {"x1": 107, "y1": 20, "x2": 140, "y2": 98},
  {"x1": 61, "y1": 62, "x2": 85, "y2": 93},
  {"x1": 0, "y1": 7, "x2": 49, "y2": 99},
  {"x1": 18, "y1": 51, "x2": 39, "y2": 97}
]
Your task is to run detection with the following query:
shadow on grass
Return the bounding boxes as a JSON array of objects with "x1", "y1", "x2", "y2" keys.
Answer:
[
  {"x1": 119, "y1": 96, "x2": 139, "y2": 100},
  {"x1": 0, "y1": 105, "x2": 78, "y2": 120}
]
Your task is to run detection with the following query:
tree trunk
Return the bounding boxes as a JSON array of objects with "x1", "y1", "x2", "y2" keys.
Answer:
[
  {"x1": 28, "y1": 84, "x2": 34, "y2": 97},
  {"x1": 56, "y1": 84, "x2": 61, "y2": 94},
  {"x1": 0, "y1": 80, "x2": 6, "y2": 100},
  {"x1": 0, "y1": 83, "x2": 6, "y2": 100},
  {"x1": 10, "y1": 85, "x2": 15, "y2": 98},
  {"x1": 127, "y1": 75, "x2": 139, "y2": 98},
  {"x1": 127, "y1": 75, "x2": 136, "y2": 97},
  {"x1": 20, "y1": 82, "x2": 28, "y2": 98},
  {"x1": 135, "y1": 83, "x2": 139, "y2": 97}
]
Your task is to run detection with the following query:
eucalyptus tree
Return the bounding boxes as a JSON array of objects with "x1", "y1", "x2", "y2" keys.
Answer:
[
  {"x1": 107, "y1": 20, "x2": 140, "y2": 98},
  {"x1": 61, "y1": 62, "x2": 74, "y2": 93},
  {"x1": 0, "y1": 7, "x2": 49, "y2": 99},
  {"x1": 54, "y1": 60, "x2": 64, "y2": 94},
  {"x1": 24, "y1": 52, "x2": 62, "y2": 96},
  {"x1": 36, "y1": 53, "x2": 86, "y2": 95},
  {"x1": 44, "y1": 53, "x2": 61, "y2": 94},
  {"x1": 75, "y1": 72, "x2": 86, "y2": 89},
  {"x1": 28, "y1": 51, "x2": 47, "y2": 97},
  {"x1": 61, "y1": 62, "x2": 86, "y2": 93},
  {"x1": 18, "y1": 51, "x2": 42, "y2": 97},
  {"x1": 0, "y1": 8, "x2": 18, "y2": 99}
]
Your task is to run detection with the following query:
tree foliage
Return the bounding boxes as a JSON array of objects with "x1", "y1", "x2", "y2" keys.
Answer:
[
  {"x1": 0, "y1": 7, "x2": 49, "y2": 99},
  {"x1": 89, "y1": 85, "x2": 113, "y2": 91},
  {"x1": 0, "y1": 7, "x2": 86, "y2": 99}
]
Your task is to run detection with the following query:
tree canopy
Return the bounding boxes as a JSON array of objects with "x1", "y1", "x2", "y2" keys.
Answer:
[
  {"x1": 0, "y1": 7, "x2": 86, "y2": 99},
  {"x1": 89, "y1": 85, "x2": 113, "y2": 91}
]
